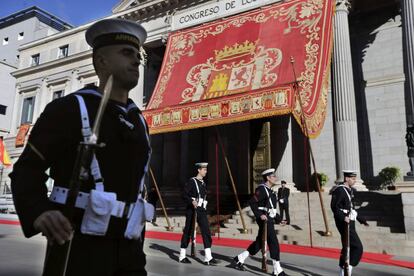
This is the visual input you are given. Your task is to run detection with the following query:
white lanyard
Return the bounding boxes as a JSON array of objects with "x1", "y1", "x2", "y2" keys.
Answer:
[
  {"x1": 75, "y1": 95, "x2": 104, "y2": 191},
  {"x1": 192, "y1": 178, "x2": 200, "y2": 196},
  {"x1": 75, "y1": 94, "x2": 151, "y2": 195},
  {"x1": 259, "y1": 184, "x2": 275, "y2": 209},
  {"x1": 138, "y1": 113, "x2": 151, "y2": 197},
  {"x1": 341, "y1": 185, "x2": 353, "y2": 209}
]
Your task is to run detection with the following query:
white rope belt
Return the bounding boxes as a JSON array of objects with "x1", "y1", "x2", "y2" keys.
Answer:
[
  {"x1": 49, "y1": 186, "x2": 135, "y2": 219},
  {"x1": 191, "y1": 197, "x2": 208, "y2": 209},
  {"x1": 258, "y1": 207, "x2": 268, "y2": 211},
  {"x1": 340, "y1": 208, "x2": 357, "y2": 221},
  {"x1": 340, "y1": 209, "x2": 349, "y2": 214}
]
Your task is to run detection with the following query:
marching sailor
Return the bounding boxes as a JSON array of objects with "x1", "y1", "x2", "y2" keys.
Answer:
[
  {"x1": 179, "y1": 162, "x2": 220, "y2": 265},
  {"x1": 233, "y1": 168, "x2": 287, "y2": 276},
  {"x1": 330, "y1": 170, "x2": 369, "y2": 276}
]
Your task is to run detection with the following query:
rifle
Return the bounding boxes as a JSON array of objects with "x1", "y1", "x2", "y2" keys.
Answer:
[
  {"x1": 190, "y1": 207, "x2": 197, "y2": 257},
  {"x1": 344, "y1": 220, "x2": 350, "y2": 276},
  {"x1": 43, "y1": 76, "x2": 113, "y2": 276},
  {"x1": 261, "y1": 219, "x2": 268, "y2": 272}
]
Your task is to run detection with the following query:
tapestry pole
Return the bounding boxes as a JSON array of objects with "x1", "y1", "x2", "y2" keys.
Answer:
[
  {"x1": 215, "y1": 136, "x2": 220, "y2": 239},
  {"x1": 149, "y1": 167, "x2": 174, "y2": 231},
  {"x1": 290, "y1": 56, "x2": 332, "y2": 237},
  {"x1": 215, "y1": 127, "x2": 248, "y2": 234}
]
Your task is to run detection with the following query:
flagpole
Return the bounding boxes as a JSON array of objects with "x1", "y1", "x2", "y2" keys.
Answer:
[{"x1": 0, "y1": 164, "x2": 3, "y2": 195}]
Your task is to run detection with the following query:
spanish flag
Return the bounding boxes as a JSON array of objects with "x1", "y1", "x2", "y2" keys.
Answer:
[{"x1": 0, "y1": 137, "x2": 11, "y2": 166}]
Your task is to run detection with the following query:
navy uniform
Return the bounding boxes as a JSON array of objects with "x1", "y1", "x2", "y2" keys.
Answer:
[
  {"x1": 233, "y1": 168, "x2": 286, "y2": 276},
  {"x1": 330, "y1": 170, "x2": 368, "y2": 276},
  {"x1": 179, "y1": 163, "x2": 219, "y2": 265},
  {"x1": 277, "y1": 180, "x2": 290, "y2": 225},
  {"x1": 10, "y1": 19, "x2": 151, "y2": 275}
]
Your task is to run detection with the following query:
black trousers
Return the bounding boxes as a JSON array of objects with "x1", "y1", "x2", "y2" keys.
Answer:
[
  {"x1": 247, "y1": 218, "x2": 280, "y2": 261},
  {"x1": 47, "y1": 233, "x2": 147, "y2": 276},
  {"x1": 336, "y1": 220, "x2": 363, "y2": 267},
  {"x1": 180, "y1": 207, "x2": 212, "y2": 248},
  {"x1": 278, "y1": 202, "x2": 290, "y2": 223}
]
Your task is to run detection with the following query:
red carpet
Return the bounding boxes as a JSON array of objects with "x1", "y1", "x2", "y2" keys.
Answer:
[
  {"x1": 0, "y1": 219, "x2": 20, "y2": 225},
  {"x1": 145, "y1": 230, "x2": 414, "y2": 269},
  {"x1": 2, "y1": 219, "x2": 413, "y2": 269}
]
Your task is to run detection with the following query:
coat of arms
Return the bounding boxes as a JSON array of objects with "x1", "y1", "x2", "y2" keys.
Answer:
[{"x1": 181, "y1": 40, "x2": 283, "y2": 103}]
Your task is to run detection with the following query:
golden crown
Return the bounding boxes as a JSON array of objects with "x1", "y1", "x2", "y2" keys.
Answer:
[{"x1": 215, "y1": 40, "x2": 256, "y2": 61}]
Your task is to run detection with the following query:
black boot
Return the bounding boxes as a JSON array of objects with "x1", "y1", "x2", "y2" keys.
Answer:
[
  {"x1": 203, "y1": 258, "x2": 220, "y2": 265},
  {"x1": 232, "y1": 256, "x2": 246, "y2": 271},
  {"x1": 271, "y1": 271, "x2": 287, "y2": 276},
  {"x1": 179, "y1": 257, "x2": 191, "y2": 264}
]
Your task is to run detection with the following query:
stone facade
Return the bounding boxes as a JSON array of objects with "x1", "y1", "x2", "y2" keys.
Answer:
[{"x1": 0, "y1": 7, "x2": 71, "y2": 136}]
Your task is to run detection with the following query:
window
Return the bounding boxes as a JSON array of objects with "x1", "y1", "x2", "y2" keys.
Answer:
[
  {"x1": 58, "y1": 45, "x2": 69, "y2": 58},
  {"x1": 20, "y1": 97, "x2": 35, "y2": 124},
  {"x1": 52, "y1": 90, "x2": 63, "y2": 100},
  {"x1": 2, "y1": 37, "x2": 8, "y2": 45},
  {"x1": 31, "y1": 54, "x2": 40, "y2": 66},
  {"x1": 0, "y1": 104, "x2": 7, "y2": 115},
  {"x1": 18, "y1": 32, "x2": 24, "y2": 40}
]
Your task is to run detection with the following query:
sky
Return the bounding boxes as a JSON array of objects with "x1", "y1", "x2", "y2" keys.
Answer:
[{"x1": 0, "y1": 0, "x2": 121, "y2": 26}]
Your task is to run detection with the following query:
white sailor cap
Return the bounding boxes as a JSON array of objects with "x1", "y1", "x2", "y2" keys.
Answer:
[
  {"x1": 261, "y1": 168, "x2": 276, "y2": 176},
  {"x1": 343, "y1": 170, "x2": 357, "y2": 177},
  {"x1": 195, "y1": 162, "x2": 208, "y2": 169},
  {"x1": 85, "y1": 18, "x2": 147, "y2": 50}
]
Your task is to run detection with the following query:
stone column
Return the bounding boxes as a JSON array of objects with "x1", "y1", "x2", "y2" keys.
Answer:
[
  {"x1": 332, "y1": 0, "x2": 366, "y2": 190},
  {"x1": 402, "y1": 0, "x2": 414, "y2": 177},
  {"x1": 129, "y1": 64, "x2": 145, "y2": 108},
  {"x1": 275, "y1": 131, "x2": 293, "y2": 184},
  {"x1": 273, "y1": 117, "x2": 298, "y2": 192},
  {"x1": 70, "y1": 69, "x2": 80, "y2": 92},
  {"x1": 37, "y1": 78, "x2": 49, "y2": 115},
  {"x1": 402, "y1": 0, "x2": 414, "y2": 121},
  {"x1": 10, "y1": 85, "x2": 21, "y2": 136}
]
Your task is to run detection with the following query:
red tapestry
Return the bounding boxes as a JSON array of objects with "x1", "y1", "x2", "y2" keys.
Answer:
[
  {"x1": 144, "y1": 0, "x2": 334, "y2": 137},
  {"x1": 15, "y1": 123, "x2": 31, "y2": 148}
]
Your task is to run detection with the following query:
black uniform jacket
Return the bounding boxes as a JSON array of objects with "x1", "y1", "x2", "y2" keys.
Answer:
[
  {"x1": 10, "y1": 87, "x2": 151, "y2": 238},
  {"x1": 330, "y1": 184, "x2": 366, "y2": 224},
  {"x1": 277, "y1": 187, "x2": 290, "y2": 203},
  {"x1": 249, "y1": 184, "x2": 280, "y2": 222},
  {"x1": 183, "y1": 177, "x2": 207, "y2": 209}
]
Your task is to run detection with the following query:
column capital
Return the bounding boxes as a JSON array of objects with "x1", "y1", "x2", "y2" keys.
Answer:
[{"x1": 336, "y1": 0, "x2": 351, "y2": 13}]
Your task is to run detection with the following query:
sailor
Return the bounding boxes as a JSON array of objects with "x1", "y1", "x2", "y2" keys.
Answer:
[
  {"x1": 179, "y1": 162, "x2": 220, "y2": 265},
  {"x1": 233, "y1": 168, "x2": 287, "y2": 276},
  {"x1": 277, "y1": 180, "x2": 290, "y2": 225},
  {"x1": 330, "y1": 170, "x2": 369, "y2": 276},
  {"x1": 10, "y1": 18, "x2": 151, "y2": 275}
]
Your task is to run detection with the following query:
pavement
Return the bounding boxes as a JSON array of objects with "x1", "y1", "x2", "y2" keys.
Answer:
[{"x1": 0, "y1": 216, "x2": 413, "y2": 276}]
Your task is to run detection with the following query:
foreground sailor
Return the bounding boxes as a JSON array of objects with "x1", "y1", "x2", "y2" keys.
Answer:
[
  {"x1": 179, "y1": 162, "x2": 219, "y2": 265},
  {"x1": 11, "y1": 18, "x2": 152, "y2": 275},
  {"x1": 233, "y1": 168, "x2": 287, "y2": 276},
  {"x1": 330, "y1": 170, "x2": 369, "y2": 276}
]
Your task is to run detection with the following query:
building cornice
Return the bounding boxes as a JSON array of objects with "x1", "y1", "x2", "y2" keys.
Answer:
[
  {"x1": 18, "y1": 83, "x2": 42, "y2": 93},
  {"x1": 18, "y1": 0, "x2": 216, "y2": 49},
  {"x1": 46, "y1": 76, "x2": 72, "y2": 86},
  {"x1": 18, "y1": 0, "x2": 180, "y2": 51},
  {"x1": 0, "y1": 6, "x2": 73, "y2": 30},
  {"x1": 0, "y1": 60, "x2": 17, "y2": 69},
  {"x1": 12, "y1": 50, "x2": 92, "y2": 78}
]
